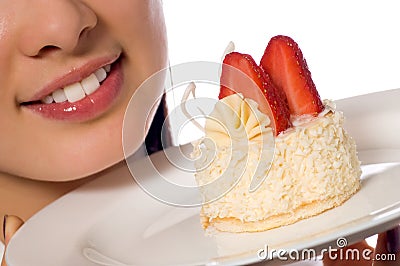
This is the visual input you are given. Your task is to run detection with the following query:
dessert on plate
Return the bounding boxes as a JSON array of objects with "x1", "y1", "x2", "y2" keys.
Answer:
[{"x1": 192, "y1": 35, "x2": 362, "y2": 233}]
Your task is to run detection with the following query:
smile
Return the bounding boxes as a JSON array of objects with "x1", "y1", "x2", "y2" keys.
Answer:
[
  {"x1": 41, "y1": 64, "x2": 111, "y2": 104},
  {"x1": 21, "y1": 56, "x2": 124, "y2": 122}
]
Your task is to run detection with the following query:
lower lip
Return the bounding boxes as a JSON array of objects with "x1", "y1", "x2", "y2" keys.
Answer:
[{"x1": 23, "y1": 59, "x2": 124, "y2": 122}]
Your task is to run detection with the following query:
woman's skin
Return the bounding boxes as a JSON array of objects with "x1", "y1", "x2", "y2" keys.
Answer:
[
  {"x1": 2, "y1": 216, "x2": 24, "y2": 266},
  {"x1": 0, "y1": 0, "x2": 167, "y2": 238}
]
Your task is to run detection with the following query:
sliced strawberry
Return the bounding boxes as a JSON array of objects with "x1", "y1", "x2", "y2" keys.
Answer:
[
  {"x1": 260, "y1": 35, "x2": 324, "y2": 116},
  {"x1": 219, "y1": 52, "x2": 291, "y2": 135}
]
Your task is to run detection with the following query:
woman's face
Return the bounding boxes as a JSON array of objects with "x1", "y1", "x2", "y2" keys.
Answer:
[{"x1": 0, "y1": 0, "x2": 168, "y2": 181}]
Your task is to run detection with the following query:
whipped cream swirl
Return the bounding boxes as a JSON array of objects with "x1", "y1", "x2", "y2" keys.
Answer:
[{"x1": 204, "y1": 93, "x2": 273, "y2": 147}]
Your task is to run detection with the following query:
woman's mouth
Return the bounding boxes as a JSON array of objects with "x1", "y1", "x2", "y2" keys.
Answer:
[
  {"x1": 41, "y1": 64, "x2": 112, "y2": 104},
  {"x1": 21, "y1": 56, "x2": 124, "y2": 122}
]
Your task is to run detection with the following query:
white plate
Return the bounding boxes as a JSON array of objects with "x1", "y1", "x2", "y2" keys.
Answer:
[{"x1": 6, "y1": 89, "x2": 400, "y2": 266}]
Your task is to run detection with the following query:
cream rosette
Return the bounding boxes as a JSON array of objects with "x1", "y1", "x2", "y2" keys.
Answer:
[
  {"x1": 192, "y1": 94, "x2": 275, "y2": 201},
  {"x1": 204, "y1": 93, "x2": 273, "y2": 147}
]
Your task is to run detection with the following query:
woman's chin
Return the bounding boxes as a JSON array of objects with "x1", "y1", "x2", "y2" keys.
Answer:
[{"x1": 27, "y1": 154, "x2": 126, "y2": 182}]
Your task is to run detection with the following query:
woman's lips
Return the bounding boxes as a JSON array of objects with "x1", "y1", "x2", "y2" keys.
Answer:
[{"x1": 22, "y1": 59, "x2": 124, "y2": 122}]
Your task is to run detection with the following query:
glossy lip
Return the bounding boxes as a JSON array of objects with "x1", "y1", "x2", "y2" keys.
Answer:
[
  {"x1": 22, "y1": 57, "x2": 124, "y2": 122},
  {"x1": 22, "y1": 54, "x2": 121, "y2": 103}
]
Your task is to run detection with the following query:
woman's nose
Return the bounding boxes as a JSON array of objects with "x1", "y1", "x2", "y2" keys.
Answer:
[{"x1": 17, "y1": 1, "x2": 98, "y2": 57}]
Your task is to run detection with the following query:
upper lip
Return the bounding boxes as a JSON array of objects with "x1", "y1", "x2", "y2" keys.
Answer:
[{"x1": 21, "y1": 53, "x2": 121, "y2": 103}]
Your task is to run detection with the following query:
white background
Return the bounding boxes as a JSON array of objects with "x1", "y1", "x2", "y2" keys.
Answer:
[
  {"x1": 164, "y1": 0, "x2": 400, "y2": 100},
  {"x1": 163, "y1": 0, "x2": 400, "y2": 145}
]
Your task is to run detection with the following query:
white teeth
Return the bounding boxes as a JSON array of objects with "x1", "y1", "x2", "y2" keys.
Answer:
[
  {"x1": 64, "y1": 82, "x2": 86, "y2": 103},
  {"x1": 40, "y1": 66, "x2": 110, "y2": 104},
  {"x1": 81, "y1": 73, "x2": 100, "y2": 95},
  {"x1": 41, "y1": 95, "x2": 54, "y2": 104},
  {"x1": 94, "y1": 68, "x2": 107, "y2": 83},
  {"x1": 52, "y1": 89, "x2": 68, "y2": 103}
]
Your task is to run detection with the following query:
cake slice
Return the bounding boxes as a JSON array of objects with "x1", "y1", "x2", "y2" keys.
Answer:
[{"x1": 192, "y1": 35, "x2": 361, "y2": 233}]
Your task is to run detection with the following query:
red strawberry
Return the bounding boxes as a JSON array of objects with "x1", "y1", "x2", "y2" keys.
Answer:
[
  {"x1": 219, "y1": 52, "x2": 291, "y2": 135},
  {"x1": 260, "y1": 35, "x2": 324, "y2": 116}
]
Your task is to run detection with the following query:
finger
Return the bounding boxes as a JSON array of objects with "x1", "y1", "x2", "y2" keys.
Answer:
[
  {"x1": 1, "y1": 215, "x2": 24, "y2": 266},
  {"x1": 373, "y1": 226, "x2": 400, "y2": 266},
  {"x1": 3, "y1": 215, "x2": 24, "y2": 246}
]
